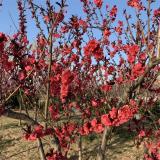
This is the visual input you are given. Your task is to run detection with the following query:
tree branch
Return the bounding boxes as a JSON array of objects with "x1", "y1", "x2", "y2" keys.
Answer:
[{"x1": 3, "y1": 109, "x2": 38, "y2": 125}]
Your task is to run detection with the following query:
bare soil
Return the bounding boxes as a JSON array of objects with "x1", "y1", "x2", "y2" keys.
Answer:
[{"x1": 0, "y1": 116, "x2": 144, "y2": 160}]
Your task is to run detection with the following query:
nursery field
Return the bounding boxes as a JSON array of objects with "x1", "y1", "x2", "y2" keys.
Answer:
[{"x1": 0, "y1": 116, "x2": 144, "y2": 160}]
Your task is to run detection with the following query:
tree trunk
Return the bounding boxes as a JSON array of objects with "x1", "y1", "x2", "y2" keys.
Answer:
[
  {"x1": 37, "y1": 138, "x2": 46, "y2": 160},
  {"x1": 18, "y1": 96, "x2": 22, "y2": 126},
  {"x1": 97, "y1": 127, "x2": 113, "y2": 160},
  {"x1": 78, "y1": 135, "x2": 82, "y2": 160}
]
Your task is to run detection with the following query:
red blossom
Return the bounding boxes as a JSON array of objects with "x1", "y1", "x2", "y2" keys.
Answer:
[
  {"x1": 123, "y1": 44, "x2": 140, "y2": 64},
  {"x1": 80, "y1": 122, "x2": 92, "y2": 135},
  {"x1": 101, "y1": 105, "x2": 137, "y2": 127},
  {"x1": 101, "y1": 85, "x2": 112, "y2": 92},
  {"x1": 67, "y1": 123, "x2": 76, "y2": 134},
  {"x1": 44, "y1": 15, "x2": 50, "y2": 23},
  {"x1": 61, "y1": 69, "x2": 73, "y2": 85},
  {"x1": 94, "y1": 124, "x2": 104, "y2": 133},
  {"x1": 110, "y1": 5, "x2": 117, "y2": 18},
  {"x1": 127, "y1": 0, "x2": 144, "y2": 10},
  {"x1": 91, "y1": 118, "x2": 98, "y2": 127},
  {"x1": 24, "y1": 125, "x2": 44, "y2": 141},
  {"x1": 60, "y1": 69, "x2": 74, "y2": 101},
  {"x1": 49, "y1": 105, "x2": 60, "y2": 120},
  {"x1": 103, "y1": 28, "x2": 111, "y2": 37},
  {"x1": 138, "y1": 130, "x2": 146, "y2": 138},
  {"x1": 132, "y1": 63, "x2": 145, "y2": 78},
  {"x1": 0, "y1": 32, "x2": 7, "y2": 50},
  {"x1": 91, "y1": 100, "x2": 98, "y2": 107},
  {"x1": 60, "y1": 84, "x2": 69, "y2": 102},
  {"x1": 116, "y1": 105, "x2": 137, "y2": 126},
  {"x1": 101, "y1": 114, "x2": 112, "y2": 126},
  {"x1": 25, "y1": 65, "x2": 32, "y2": 71},
  {"x1": 53, "y1": 33, "x2": 61, "y2": 38},
  {"x1": 139, "y1": 53, "x2": 146, "y2": 61},
  {"x1": 18, "y1": 71, "x2": 26, "y2": 81},
  {"x1": 108, "y1": 66, "x2": 115, "y2": 74},
  {"x1": 94, "y1": 0, "x2": 103, "y2": 8},
  {"x1": 109, "y1": 107, "x2": 118, "y2": 119},
  {"x1": 84, "y1": 39, "x2": 103, "y2": 60},
  {"x1": 154, "y1": 9, "x2": 160, "y2": 18},
  {"x1": 0, "y1": 32, "x2": 7, "y2": 42},
  {"x1": 79, "y1": 19, "x2": 88, "y2": 29}
]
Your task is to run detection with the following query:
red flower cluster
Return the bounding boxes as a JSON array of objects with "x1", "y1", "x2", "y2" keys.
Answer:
[
  {"x1": 103, "y1": 28, "x2": 111, "y2": 38},
  {"x1": 80, "y1": 0, "x2": 88, "y2": 4},
  {"x1": 24, "y1": 125, "x2": 53, "y2": 141},
  {"x1": 0, "y1": 32, "x2": 7, "y2": 41},
  {"x1": 38, "y1": 36, "x2": 47, "y2": 47},
  {"x1": 101, "y1": 105, "x2": 137, "y2": 127},
  {"x1": 79, "y1": 19, "x2": 88, "y2": 31},
  {"x1": 61, "y1": 45, "x2": 72, "y2": 56},
  {"x1": 154, "y1": 9, "x2": 160, "y2": 18},
  {"x1": 101, "y1": 85, "x2": 112, "y2": 92},
  {"x1": 94, "y1": 0, "x2": 103, "y2": 8},
  {"x1": 84, "y1": 39, "x2": 103, "y2": 60},
  {"x1": 80, "y1": 119, "x2": 104, "y2": 135},
  {"x1": 49, "y1": 63, "x2": 62, "y2": 97},
  {"x1": 115, "y1": 21, "x2": 123, "y2": 35},
  {"x1": 127, "y1": 0, "x2": 143, "y2": 10},
  {"x1": 91, "y1": 118, "x2": 104, "y2": 133},
  {"x1": 18, "y1": 71, "x2": 26, "y2": 81},
  {"x1": 91, "y1": 99, "x2": 99, "y2": 107},
  {"x1": 139, "y1": 52, "x2": 146, "y2": 61},
  {"x1": 49, "y1": 105, "x2": 60, "y2": 120},
  {"x1": 0, "y1": 32, "x2": 7, "y2": 51},
  {"x1": 54, "y1": 123, "x2": 77, "y2": 148},
  {"x1": 132, "y1": 63, "x2": 145, "y2": 79},
  {"x1": 79, "y1": 122, "x2": 91, "y2": 135},
  {"x1": 123, "y1": 44, "x2": 140, "y2": 64},
  {"x1": 108, "y1": 65, "x2": 115, "y2": 74},
  {"x1": 60, "y1": 69, "x2": 74, "y2": 102},
  {"x1": 110, "y1": 5, "x2": 118, "y2": 19},
  {"x1": 144, "y1": 140, "x2": 160, "y2": 160},
  {"x1": 54, "y1": 12, "x2": 64, "y2": 24}
]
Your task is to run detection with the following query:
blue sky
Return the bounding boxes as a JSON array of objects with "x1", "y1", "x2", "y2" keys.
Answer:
[
  {"x1": 0, "y1": 0, "x2": 127, "y2": 39},
  {"x1": 0, "y1": 0, "x2": 159, "y2": 41}
]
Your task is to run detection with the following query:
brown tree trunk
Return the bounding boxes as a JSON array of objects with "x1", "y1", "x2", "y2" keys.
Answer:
[
  {"x1": 97, "y1": 127, "x2": 113, "y2": 160},
  {"x1": 37, "y1": 138, "x2": 46, "y2": 160},
  {"x1": 18, "y1": 95, "x2": 22, "y2": 126},
  {"x1": 78, "y1": 135, "x2": 82, "y2": 160}
]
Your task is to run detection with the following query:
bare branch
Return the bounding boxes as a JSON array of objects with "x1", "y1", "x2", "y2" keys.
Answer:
[{"x1": 3, "y1": 109, "x2": 38, "y2": 125}]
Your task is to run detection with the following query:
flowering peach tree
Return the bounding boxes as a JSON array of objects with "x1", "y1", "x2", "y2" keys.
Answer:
[{"x1": 0, "y1": 0, "x2": 160, "y2": 160}]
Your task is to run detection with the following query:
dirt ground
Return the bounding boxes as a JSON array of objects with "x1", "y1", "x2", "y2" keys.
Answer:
[{"x1": 0, "y1": 116, "x2": 144, "y2": 160}]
